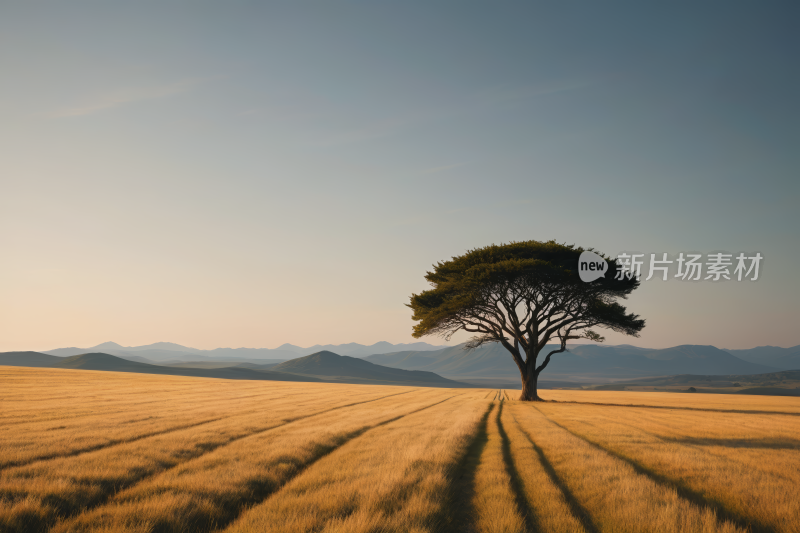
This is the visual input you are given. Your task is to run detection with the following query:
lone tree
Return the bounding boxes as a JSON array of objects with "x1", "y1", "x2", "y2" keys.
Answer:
[{"x1": 408, "y1": 240, "x2": 645, "y2": 401}]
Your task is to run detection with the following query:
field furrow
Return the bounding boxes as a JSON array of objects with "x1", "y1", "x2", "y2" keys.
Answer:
[
  {"x1": 0, "y1": 388, "x2": 327, "y2": 468},
  {"x1": 0, "y1": 369, "x2": 284, "y2": 425},
  {"x1": 442, "y1": 398, "x2": 491, "y2": 533},
  {"x1": 587, "y1": 408, "x2": 800, "y2": 484},
  {"x1": 3, "y1": 367, "x2": 797, "y2": 533},
  {"x1": 0, "y1": 389, "x2": 413, "y2": 532},
  {"x1": 510, "y1": 403, "x2": 744, "y2": 533},
  {"x1": 542, "y1": 390, "x2": 800, "y2": 415},
  {"x1": 0, "y1": 388, "x2": 301, "y2": 429},
  {"x1": 470, "y1": 401, "x2": 526, "y2": 533},
  {"x1": 583, "y1": 406, "x2": 800, "y2": 485},
  {"x1": 502, "y1": 404, "x2": 590, "y2": 533},
  {"x1": 50, "y1": 390, "x2": 460, "y2": 533},
  {"x1": 536, "y1": 403, "x2": 799, "y2": 533},
  {"x1": 0, "y1": 386, "x2": 383, "y2": 470},
  {"x1": 222, "y1": 393, "x2": 486, "y2": 533}
]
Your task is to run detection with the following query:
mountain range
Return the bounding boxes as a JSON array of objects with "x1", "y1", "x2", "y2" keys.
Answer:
[
  {"x1": 9, "y1": 340, "x2": 800, "y2": 387},
  {"x1": 364, "y1": 343, "x2": 789, "y2": 384},
  {"x1": 0, "y1": 352, "x2": 320, "y2": 382},
  {"x1": 42, "y1": 341, "x2": 446, "y2": 364},
  {"x1": 0, "y1": 350, "x2": 463, "y2": 388},
  {"x1": 724, "y1": 345, "x2": 800, "y2": 371},
  {"x1": 271, "y1": 351, "x2": 464, "y2": 386}
]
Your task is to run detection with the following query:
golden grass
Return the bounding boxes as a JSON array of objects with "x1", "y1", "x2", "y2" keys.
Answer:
[
  {"x1": 470, "y1": 402, "x2": 526, "y2": 533},
  {"x1": 509, "y1": 402, "x2": 744, "y2": 533},
  {"x1": 1, "y1": 368, "x2": 798, "y2": 533},
  {"x1": 2, "y1": 394, "x2": 387, "y2": 528},
  {"x1": 223, "y1": 394, "x2": 487, "y2": 533},
  {"x1": 500, "y1": 404, "x2": 588, "y2": 533},
  {"x1": 543, "y1": 389, "x2": 800, "y2": 413},
  {"x1": 0, "y1": 369, "x2": 414, "y2": 532},
  {"x1": 54, "y1": 390, "x2": 459, "y2": 532},
  {"x1": 0, "y1": 368, "x2": 332, "y2": 467},
  {"x1": 536, "y1": 401, "x2": 800, "y2": 532}
]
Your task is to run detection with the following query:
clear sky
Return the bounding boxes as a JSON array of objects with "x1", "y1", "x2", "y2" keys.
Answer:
[{"x1": 1, "y1": 2, "x2": 798, "y2": 351}]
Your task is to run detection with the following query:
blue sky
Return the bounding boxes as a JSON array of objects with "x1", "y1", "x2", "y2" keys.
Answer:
[{"x1": 1, "y1": 2, "x2": 798, "y2": 350}]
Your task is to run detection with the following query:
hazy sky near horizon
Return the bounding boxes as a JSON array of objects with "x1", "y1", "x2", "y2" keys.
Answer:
[{"x1": 1, "y1": 2, "x2": 798, "y2": 352}]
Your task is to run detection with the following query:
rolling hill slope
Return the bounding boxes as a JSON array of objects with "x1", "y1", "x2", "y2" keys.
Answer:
[
  {"x1": 43, "y1": 340, "x2": 446, "y2": 363},
  {"x1": 0, "y1": 351, "x2": 463, "y2": 387},
  {"x1": 0, "y1": 351, "x2": 64, "y2": 367},
  {"x1": 365, "y1": 343, "x2": 776, "y2": 382},
  {"x1": 0, "y1": 352, "x2": 321, "y2": 382},
  {"x1": 598, "y1": 370, "x2": 800, "y2": 396},
  {"x1": 724, "y1": 345, "x2": 800, "y2": 370},
  {"x1": 273, "y1": 351, "x2": 466, "y2": 386}
]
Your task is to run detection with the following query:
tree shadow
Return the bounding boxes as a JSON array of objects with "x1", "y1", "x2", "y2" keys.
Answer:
[
  {"x1": 514, "y1": 417, "x2": 601, "y2": 533},
  {"x1": 664, "y1": 436, "x2": 800, "y2": 450},
  {"x1": 545, "y1": 417, "x2": 778, "y2": 533},
  {"x1": 437, "y1": 402, "x2": 493, "y2": 533},
  {"x1": 496, "y1": 402, "x2": 541, "y2": 533}
]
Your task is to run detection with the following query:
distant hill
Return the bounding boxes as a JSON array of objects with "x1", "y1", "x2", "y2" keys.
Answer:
[
  {"x1": 724, "y1": 346, "x2": 800, "y2": 370},
  {"x1": 600, "y1": 370, "x2": 800, "y2": 396},
  {"x1": 273, "y1": 351, "x2": 466, "y2": 387},
  {"x1": 3, "y1": 352, "x2": 322, "y2": 382},
  {"x1": 610, "y1": 369, "x2": 800, "y2": 386},
  {"x1": 0, "y1": 351, "x2": 63, "y2": 367},
  {"x1": 0, "y1": 351, "x2": 462, "y2": 387},
  {"x1": 42, "y1": 340, "x2": 447, "y2": 363},
  {"x1": 736, "y1": 387, "x2": 800, "y2": 396},
  {"x1": 24, "y1": 340, "x2": 793, "y2": 384},
  {"x1": 365, "y1": 343, "x2": 777, "y2": 382},
  {"x1": 274, "y1": 341, "x2": 446, "y2": 358},
  {"x1": 170, "y1": 360, "x2": 285, "y2": 370},
  {"x1": 57, "y1": 352, "x2": 158, "y2": 371}
]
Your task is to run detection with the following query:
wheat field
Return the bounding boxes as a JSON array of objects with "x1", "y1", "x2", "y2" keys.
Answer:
[{"x1": 1, "y1": 367, "x2": 799, "y2": 533}]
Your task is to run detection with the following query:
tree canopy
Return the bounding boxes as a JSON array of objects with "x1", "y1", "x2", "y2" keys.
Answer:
[{"x1": 408, "y1": 240, "x2": 645, "y2": 400}]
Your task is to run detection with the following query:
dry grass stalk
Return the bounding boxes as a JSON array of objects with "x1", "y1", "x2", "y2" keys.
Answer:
[
  {"x1": 542, "y1": 390, "x2": 800, "y2": 414},
  {"x1": 536, "y1": 402, "x2": 800, "y2": 532},
  {"x1": 0, "y1": 373, "x2": 410, "y2": 532},
  {"x1": 0, "y1": 367, "x2": 390, "y2": 468},
  {"x1": 52, "y1": 390, "x2": 460, "y2": 532},
  {"x1": 500, "y1": 402, "x2": 587, "y2": 533},
  {"x1": 470, "y1": 401, "x2": 526, "y2": 533},
  {"x1": 510, "y1": 403, "x2": 744, "y2": 533},
  {"x1": 223, "y1": 394, "x2": 486, "y2": 533},
  {"x1": 3, "y1": 367, "x2": 797, "y2": 533}
]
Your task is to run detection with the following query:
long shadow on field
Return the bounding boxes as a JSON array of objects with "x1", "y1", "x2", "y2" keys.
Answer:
[
  {"x1": 496, "y1": 402, "x2": 540, "y2": 533},
  {"x1": 0, "y1": 415, "x2": 227, "y2": 471},
  {"x1": 0, "y1": 389, "x2": 317, "y2": 470},
  {"x1": 542, "y1": 415, "x2": 777, "y2": 533},
  {"x1": 343, "y1": 394, "x2": 478, "y2": 530},
  {"x1": 512, "y1": 411, "x2": 600, "y2": 533},
  {"x1": 552, "y1": 400, "x2": 800, "y2": 418},
  {"x1": 13, "y1": 390, "x2": 418, "y2": 533},
  {"x1": 145, "y1": 394, "x2": 464, "y2": 533},
  {"x1": 664, "y1": 436, "x2": 800, "y2": 450},
  {"x1": 436, "y1": 401, "x2": 493, "y2": 533}
]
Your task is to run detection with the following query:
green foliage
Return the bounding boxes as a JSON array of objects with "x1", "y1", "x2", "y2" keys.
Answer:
[{"x1": 408, "y1": 240, "x2": 645, "y2": 386}]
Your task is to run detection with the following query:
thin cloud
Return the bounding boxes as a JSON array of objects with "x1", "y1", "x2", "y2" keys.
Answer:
[{"x1": 52, "y1": 79, "x2": 198, "y2": 118}]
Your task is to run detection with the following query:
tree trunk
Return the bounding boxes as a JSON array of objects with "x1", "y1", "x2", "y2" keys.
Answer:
[{"x1": 519, "y1": 371, "x2": 541, "y2": 401}]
